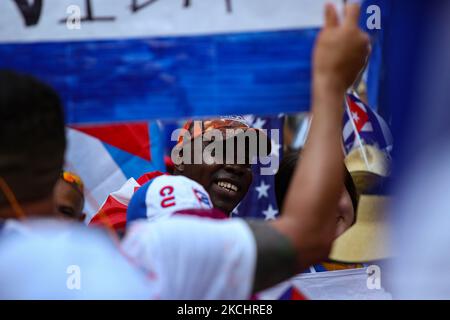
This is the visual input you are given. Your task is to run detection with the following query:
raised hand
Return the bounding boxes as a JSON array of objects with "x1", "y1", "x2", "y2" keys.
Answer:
[{"x1": 313, "y1": 3, "x2": 370, "y2": 92}]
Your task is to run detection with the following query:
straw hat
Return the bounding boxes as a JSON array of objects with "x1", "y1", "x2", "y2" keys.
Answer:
[
  {"x1": 329, "y1": 195, "x2": 390, "y2": 263},
  {"x1": 344, "y1": 145, "x2": 390, "y2": 194},
  {"x1": 329, "y1": 145, "x2": 391, "y2": 263}
]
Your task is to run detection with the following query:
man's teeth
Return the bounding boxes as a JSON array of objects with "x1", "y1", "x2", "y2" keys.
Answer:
[{"x1": 217, "y1": 181, "x2": 238, "y2": 192}]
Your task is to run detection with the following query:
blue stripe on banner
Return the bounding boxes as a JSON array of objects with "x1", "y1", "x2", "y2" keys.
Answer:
[
  {"x1": 149, "y1": 122, "x2": 166, "y2": 171},
  {"x1": 103, "y1": 123, "x2": 165, "y2": 179},
  {"x1": 0, "y1": 29, "x2": 318, "y2": 123},
  {"x1": 103, "y1": 142, "x2": 154, "y2": 180}
]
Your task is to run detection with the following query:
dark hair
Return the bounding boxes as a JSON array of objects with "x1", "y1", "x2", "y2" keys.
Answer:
[
  {"x1": 275, "y1": 150, "x2": 359, "y2": 224},
  {"x1": 0, "y1": 70, "x2": 66, "y2": 206}
]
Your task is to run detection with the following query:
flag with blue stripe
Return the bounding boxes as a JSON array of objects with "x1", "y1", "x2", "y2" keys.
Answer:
[
  {"x1": 65, "y1": 121, "x2": 166, "y2": 220},
  {"x1": 343, "y1": 92, "x2": 393, "y2": 155}
]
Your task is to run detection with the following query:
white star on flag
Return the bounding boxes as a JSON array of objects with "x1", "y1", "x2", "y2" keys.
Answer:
[
  {"x1": 252, "y1": 118, "x2": 266, "y2": 129},
  {"x1": 255, "y1": 180, "x2": 270, "y2": 199},
  {"x1": 243, "y1": 115, "x2": 255, "y2": 126},
  {"x1": 262, "y1": 204, "x2": 278, "y2": 221},
  {"x1": 352, "y1": 111, "x2": 360, "y2": 123},
  {"x1": 231, "y1": 204, "x2": 240, "y2": 216},
  {"x1": 270, "y1": 139, "x2": 281, "y2": 158}
]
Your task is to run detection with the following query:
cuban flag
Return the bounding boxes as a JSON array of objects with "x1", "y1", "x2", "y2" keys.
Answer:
[
  {"x1": 65, "y1": 122, "x2": 165, "y2": 221},
  {"x1": 343, "y1": 92, "x2": 393, "y2": 155},
  {"x1": 192, "y1": 188, "x2": 213, "y2": 209}
]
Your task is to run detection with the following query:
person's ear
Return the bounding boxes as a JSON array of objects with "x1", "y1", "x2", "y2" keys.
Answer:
[
  {"x1": 172, "y1": 145, "x2": 185, "y2": 174},
  {"x1": 174, "y1": 163, "x2": 185, "y2": 173}
]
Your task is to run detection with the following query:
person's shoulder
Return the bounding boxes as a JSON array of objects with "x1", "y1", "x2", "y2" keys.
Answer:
[
  {"x1": 130, "y1": 171, "x2": 171, "y2": 198},
  {"x1": 0, "y1": 219, "x2": 154, "y2": 299},
  {"x1": 174, "y1": 208, "x2": 229, "y2": 220},
  {"x1": 126, "y1": 215, "x2": 247, "y2": 238},
  {"x1": 89, "y1": 171, "x2": 167, "y2": 230},
  {"x1": 136, "y1": 171, "x2": 166, "y2": 185},
  {"x1": 127, "y1": 174, "x2": 217, "y2": 224},
  {"x1": 0, "y1": 219, "x2": 27, "y2": 239}
]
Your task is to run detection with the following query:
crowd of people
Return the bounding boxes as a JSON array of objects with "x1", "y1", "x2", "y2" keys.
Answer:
[{"x1": 0, "y1": 3, "x2": 379, "y2": 299}]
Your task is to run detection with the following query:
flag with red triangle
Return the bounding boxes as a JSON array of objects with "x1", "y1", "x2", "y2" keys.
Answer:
[
  {"x1": 278, "y1": 286, "x2": 307, "y2": 300},
  {"x1": 65, "y1": 122, "x2": 166, "y2": 221}
]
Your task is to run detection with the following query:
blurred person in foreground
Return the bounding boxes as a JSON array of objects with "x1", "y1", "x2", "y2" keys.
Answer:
[
  {"x1": 0, "y1": 71, "x2": 154, "y2": 299},
  {"x1": 0, "y1": 2, "x2": 369, "y2": 299},
  {"x1": 53, "y1": 171, "x2": 86, "y2": 221},
  {"x1": 387, "y1": 0, "x2": 450, "y2": 299}
]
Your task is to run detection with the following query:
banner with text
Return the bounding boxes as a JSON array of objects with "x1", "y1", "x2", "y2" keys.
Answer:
[{"x1": 0, "y1": 0, "x2": 340, "y2": 123}]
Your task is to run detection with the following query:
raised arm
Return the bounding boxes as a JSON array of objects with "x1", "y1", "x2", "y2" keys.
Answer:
[
  {"x1": 121, "y1": 3, "x2": 370, "y2": 299},
  {"x1": 249, "y1": 3, "x2": 370, "y2": 291}
]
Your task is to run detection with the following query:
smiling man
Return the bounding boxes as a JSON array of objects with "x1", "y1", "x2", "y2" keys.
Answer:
[
  {"x1": 172, "y1": 116, "x2": 270, "y2": 214},
  {"x1": 89, "y1": 116, "x2": 270, "y2": 233}
]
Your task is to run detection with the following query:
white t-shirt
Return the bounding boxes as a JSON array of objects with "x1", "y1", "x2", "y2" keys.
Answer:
[
  {"x1": 0, "y1": 219, "x2": 154, "y2": 299},
  {"x1": 122, "y1": 215, "x2": 257, "y2": 300},
  {"x1": 0, "y1": 216, "x2": 256, "y2": 299}
]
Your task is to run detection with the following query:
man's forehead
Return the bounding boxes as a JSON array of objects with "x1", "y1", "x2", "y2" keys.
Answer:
[
  {"x1": 177, "y1": 116, "x2": 271, "y2": 159},
  {"x1": 188, "y1": 117, "x2": 250, "y2": 132},
  {"x1": 213, "y1": 115, "x2": 250, "y2": 126}
]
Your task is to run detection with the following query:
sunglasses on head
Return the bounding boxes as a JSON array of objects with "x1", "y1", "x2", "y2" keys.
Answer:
[{"x1": 61, "y1": 171, "x2": 84, "y2": 195}]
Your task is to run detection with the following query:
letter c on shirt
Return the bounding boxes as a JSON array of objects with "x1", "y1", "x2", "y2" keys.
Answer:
[{"x1": 160, "y1": 186, "x2": 175, "y2": 208}]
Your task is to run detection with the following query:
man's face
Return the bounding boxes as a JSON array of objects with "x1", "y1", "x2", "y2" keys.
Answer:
[
  {"x1": 177, "y1": 136, "x2": 253, "y2": 214},
  {"x1": 53, "y1": 179, "x2": 85, "y2": 221}
]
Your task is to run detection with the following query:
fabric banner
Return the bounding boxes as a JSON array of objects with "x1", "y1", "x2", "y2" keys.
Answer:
[
  {"x1": 0, "y1": 0, "x2": 339, "y2": 123},
  {"x1": 65, "y1": 122, "x2": 165, "y2": 220},
  {"x1": 258, "y1": 268, "x2": 393, "y2": 300}
]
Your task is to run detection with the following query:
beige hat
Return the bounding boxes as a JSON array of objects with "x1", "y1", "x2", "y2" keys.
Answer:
[
  {"x1": 344, "y1": 145, "x2": 390, "y2": 194},
  {"x1": 329, "y1": 195, "x2": 390, "y2": 263},
  {"x1": 329, "y1": 145, "x2": 391, "y2": 263}
]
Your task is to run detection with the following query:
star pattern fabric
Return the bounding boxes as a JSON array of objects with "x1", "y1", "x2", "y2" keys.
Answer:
[{"x1": 232, "y1": 115, "x2": 284, "y2": 219}]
